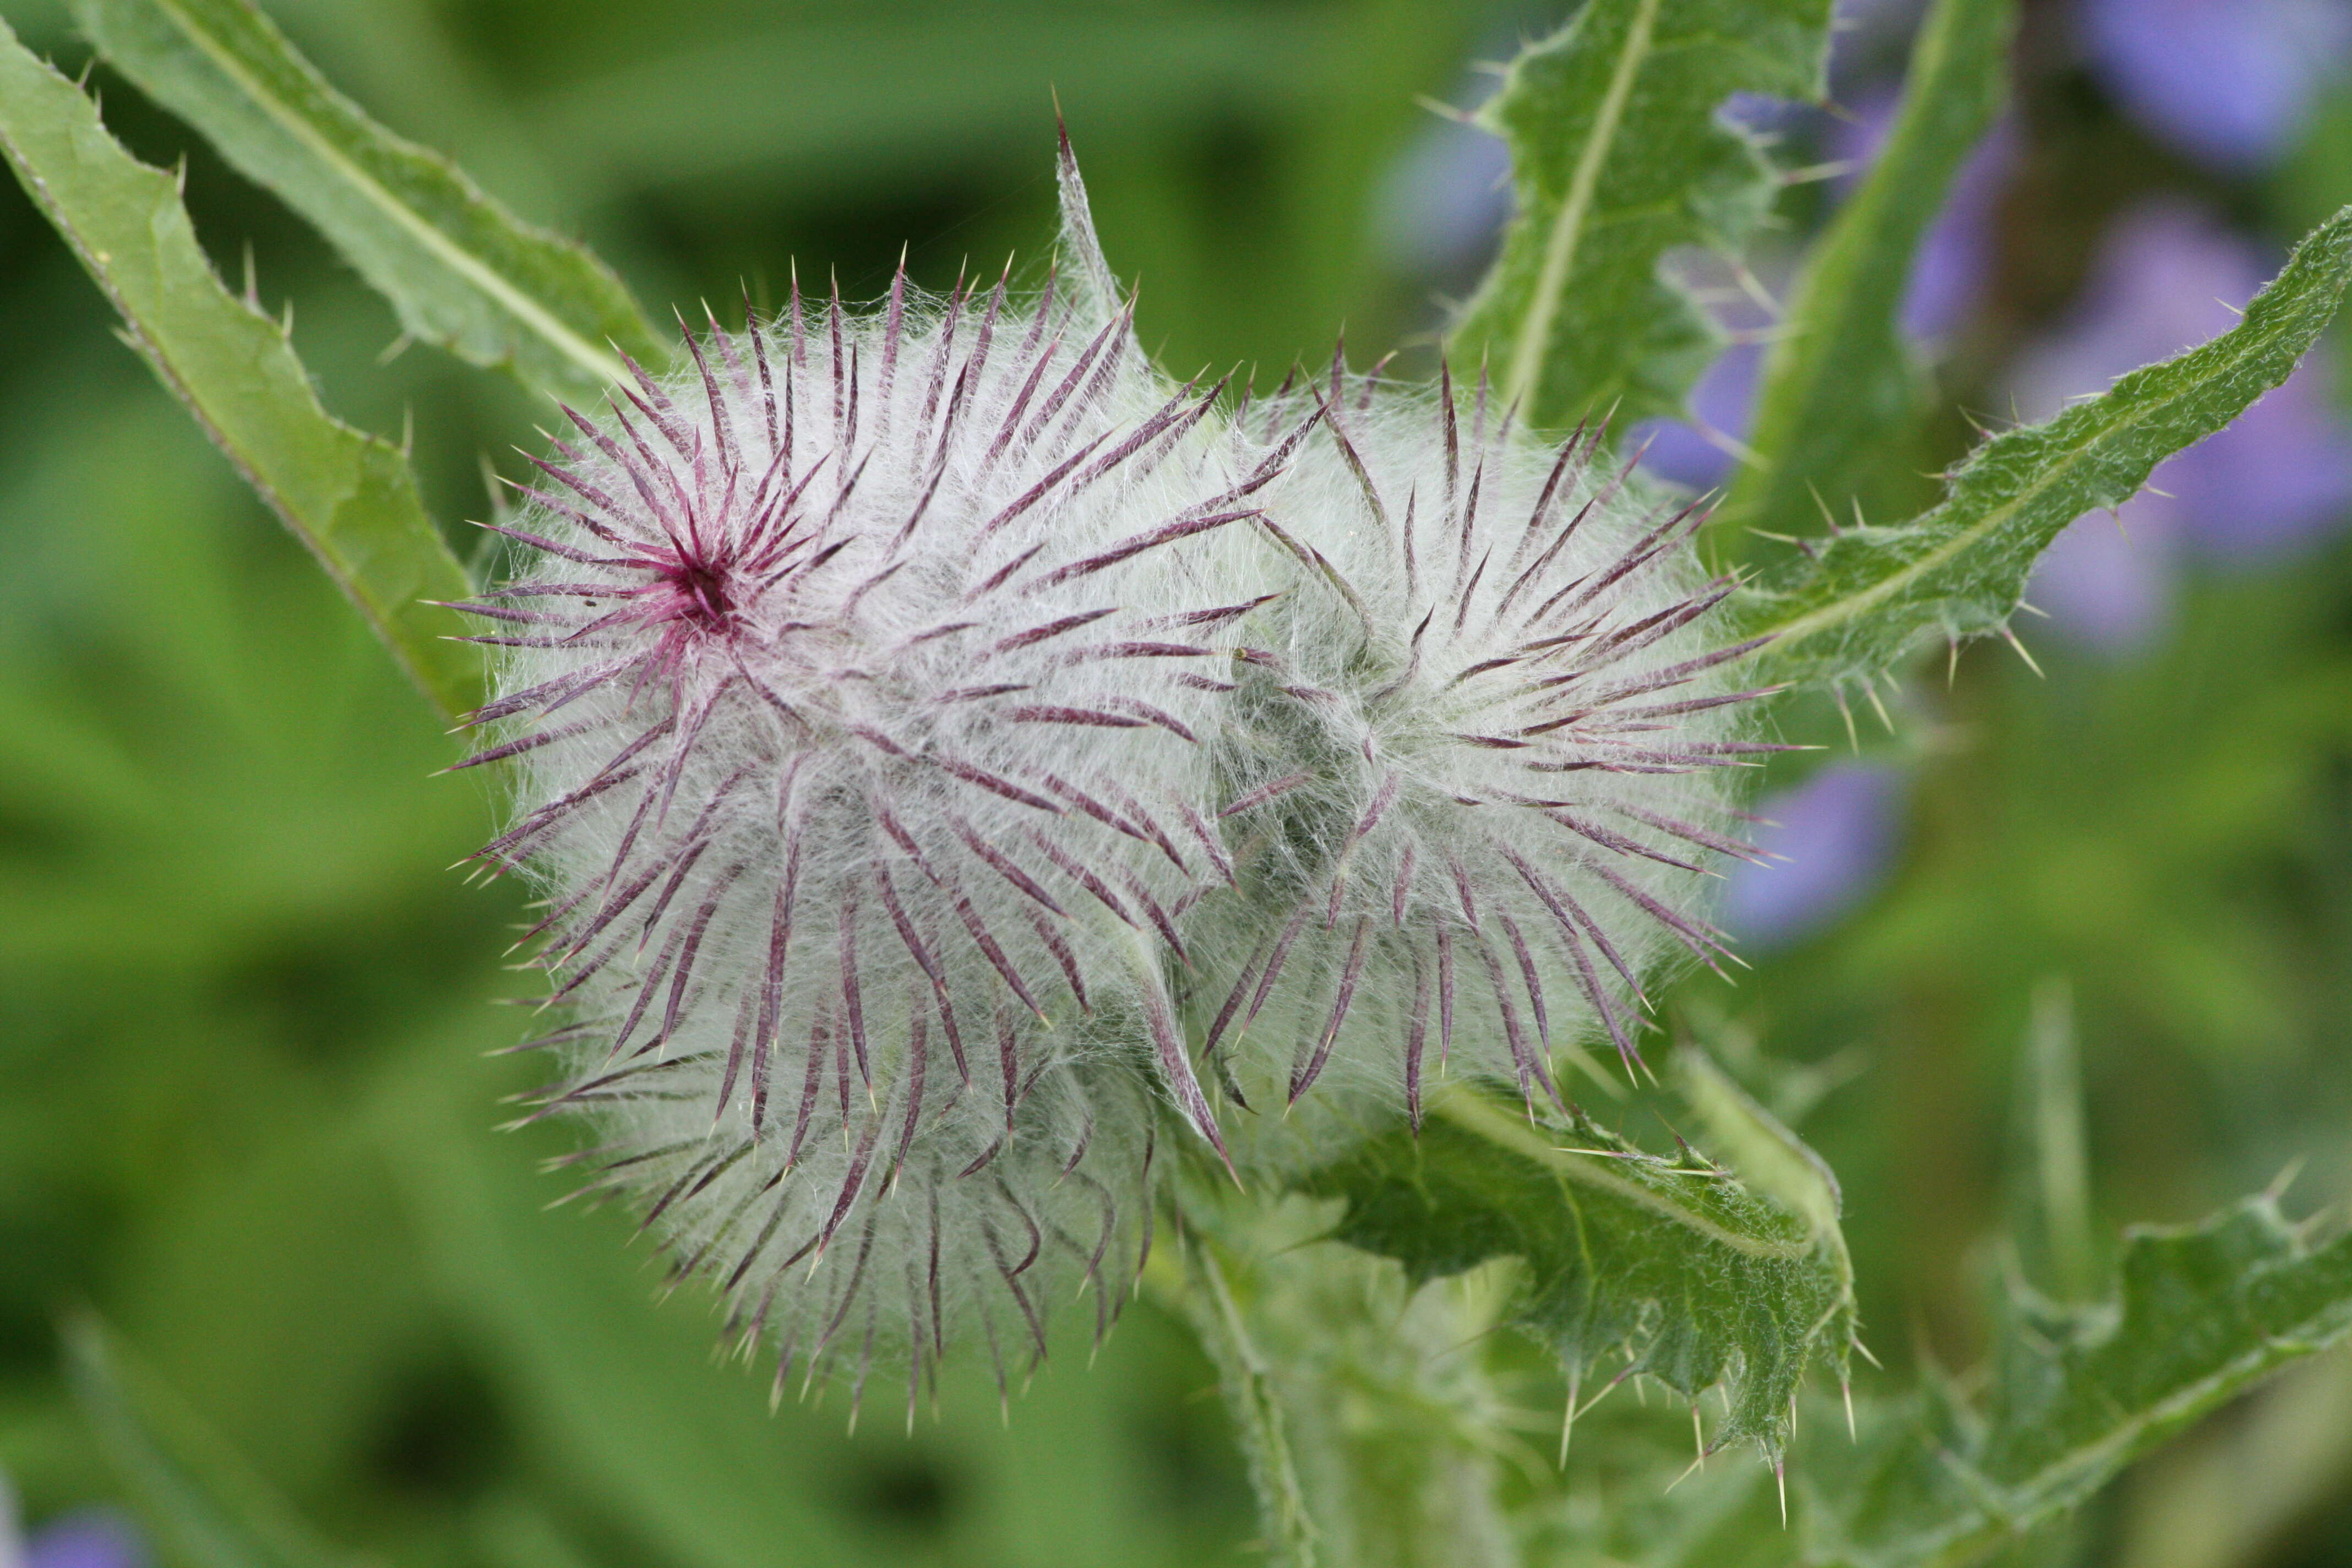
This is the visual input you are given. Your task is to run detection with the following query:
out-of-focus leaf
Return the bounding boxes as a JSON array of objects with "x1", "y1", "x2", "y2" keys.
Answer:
[
  {"x1": 527, "y1": 9, "x2": 1326, "y2": 197},
  {"x1": 1738, "y1": 206, "x2": 2352, "y2": 687},
  {"x1": 70, "y1": 0, "x2": 657, "y2": 401},
  {"x1": 371, "y1": 1038, "x2": 1248, "y2": 1568},
  {"x1": 1164, "y1": 1191, "x2": 1519, "y2": 1568},
  {"x1": 0, "y1": 20, "x2": 481, "y2": 717},
  {"x1": 113, "y1": 1115, "x2": 443, "y2": 1504},
  {"x1": 2115, "y1": 1349, "x2": 2352, "y2": 1568},
  {"x1": 1298, "y1": 1085, "x2": 1855, "y2": 1458},
  {"x1": 1802, "y1": 1196, "x2": 2352, "y2": 1568},
  {"x1": 1720, "y1": 0, "x2": 2016, "y2": 542},
  {"x1": 371, "y1": 1055, "x2": 865, "y2": 1568},
  {"x1": 1676, "y1": 1045, "x2": 1844, "y2": 1248},
  {"x1": 2013, "y1": 980, "x2": 2096, "y2": 1301},
  {"x1": 1446, "y1": 0, "x2": 1833, "y2": 431},
  {"x1": 62, "y1": 1316, "x2": 352, "y2": 1568}
]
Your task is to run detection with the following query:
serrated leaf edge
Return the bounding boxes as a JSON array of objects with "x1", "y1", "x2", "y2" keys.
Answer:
[{"x1": 97, "y1": 0, "x2": 636, "y2": 393}]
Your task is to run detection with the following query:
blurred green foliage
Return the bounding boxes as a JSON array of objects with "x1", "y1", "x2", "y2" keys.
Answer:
[{"x1": 4, "y1": 1, "x2": 2352, "y2": 1566}]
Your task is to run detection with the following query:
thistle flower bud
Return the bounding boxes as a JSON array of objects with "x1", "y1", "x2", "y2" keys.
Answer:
[
  {"x1": 457, "y1": 144, "x2": 1766, "y2": 1407},
  {"x1": 1177, "y1": 366, "x2": 1772, "y2": 1132}
]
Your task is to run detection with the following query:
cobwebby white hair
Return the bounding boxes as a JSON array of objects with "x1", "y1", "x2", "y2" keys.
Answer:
[{"x1": 453, "y1": 139, "x2": 1769, "y2": 1416}]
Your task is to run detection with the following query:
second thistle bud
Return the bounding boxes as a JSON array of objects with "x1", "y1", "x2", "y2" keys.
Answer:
[{"x1": 1179, "y1": 367, "x2": 1770, "y2": 1130}]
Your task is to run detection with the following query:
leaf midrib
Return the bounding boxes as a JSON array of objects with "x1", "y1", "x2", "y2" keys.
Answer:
[
  {"x1": 145, "y1": 0, "x2": 630, "y2": 391},
  {"x1": 1752, "y1": 334, "x2": 2278, "y2": 655},
  {"x1": 1432, "y1": 1088, "x2": 1809, "y2": 1261},
  {"x1": 1904, "y1": 1322, "x2": 2340, "y2": 1566},
  {"x1": 0, "y1": 34, "x2": 461, "y2": 712},
  {"x1": 1501, "y1": 0, "x2": 1664, "y2": 415},
  {"x1": 1750, "y1": 210, "x2": 2352, "y2": 663}
]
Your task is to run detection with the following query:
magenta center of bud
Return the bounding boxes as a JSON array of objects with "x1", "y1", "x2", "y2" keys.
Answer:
[{"x1": 654, "y1": 551, "x2": 738, "y2": 635}]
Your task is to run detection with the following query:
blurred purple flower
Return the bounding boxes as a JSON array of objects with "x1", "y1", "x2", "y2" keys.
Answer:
[
  {"x1": 1631, "y1": 339, "x2": 1763, "y2": 492},
  {"x1": 2010, "y1": 201, "x2": 2352, "y2": 647},
  {"x1": 23, "y1": 1510, "x2": 146, "y2": 1568},
  {"x1": 2022, "y1": 515, "x2": 2176, "y2": 650},
  {"x1": 1720, "y1": 764, "x2": 1908, "y2": 946},
  {"x1": 1828, "y1": 0, "x2": 1933, "y2": 83},
  {"x1": 1376, "y1": 41, "x2": 1519, "y2": 284},
  {"x1": 1633, "y1": 73, "x2": 2017, "y2": 492},
  {"x1": 2082, "y1": 0, "x2": 2352, "y2": 172},
  {"x1": 1375, "y1": 112, "x2": 1512, "y2": 279}
]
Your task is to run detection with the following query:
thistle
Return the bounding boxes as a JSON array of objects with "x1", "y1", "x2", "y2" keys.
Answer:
[
  {"x1": 18, "y1": 3, "x2": 2351, "y2": 1550},
  {"x1": 455, "y1": 146, "x2": 1762, "y2": 1407},
  {"x1": 1179, "y1": 367, "x2": 1772, "y2": 1134}
]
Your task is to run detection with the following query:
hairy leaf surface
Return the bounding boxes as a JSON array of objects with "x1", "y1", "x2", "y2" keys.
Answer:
[
  {"x1": 0, "y1": 20, "x2": 481, "y2": 717},
  {"x1": 71, "y1": 0, "x2": 659, "y2": 401},
  {"x1": 1719, "y1": 0, "x2": 2016, "y2": 545},
  {"x1": 1446, "y1": 0, "x2": 1834, "y2": 431},
  {"x1": 1740, "y1": 205, "x2": 2352, "y2": 686},
  {"x1": 1515, "y1": 1195, "x2": 2352, "y2": 1567},
  {"x1": 1804, "y1": 1196, "x2": 2352, "y2": 1567},
  {"x1": 1299, "y1": 1085, "x2": 1855, "y2": 1457}
]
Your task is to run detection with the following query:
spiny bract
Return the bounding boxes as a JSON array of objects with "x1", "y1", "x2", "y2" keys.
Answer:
[{"x1": 456, "y1": 144, "x2": 1769, "y2": 1412}]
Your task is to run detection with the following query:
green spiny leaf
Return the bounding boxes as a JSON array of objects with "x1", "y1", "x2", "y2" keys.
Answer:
[
  {"x1": 1515, "y1": 1193, "x2": 2352, "y2": 1567},
  {"x1": 1803, "y1": 1196, "x2": 2352, "y2": 1568},
  {"x1": 1739, "y1": 205, "x2": 2352, "y2": 687},
  {"x1": 1446, "y1": 0, "x2": 1834, "y2": 431},
  {"x1": 63, "y1": 1316, "x2": 354, "y2": 1568},
  {"x1": 70, "y1": 0, "x2": 661, "y2": 402},
  {"x1": 1299, "y1": 1084, "x2": 1856, "y2": 1459},
  {"x1": 1719, "y1": 0, "x2": 2017, "y2": 545},
  {"x1": 0, "y1": 18, "x2": 482, "y2": 718}
]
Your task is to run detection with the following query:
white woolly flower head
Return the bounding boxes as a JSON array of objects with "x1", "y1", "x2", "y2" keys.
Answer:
[
  {"x1": 455, "y1": 143, "x2": 1771, "y2": 1409},
  {"x1": 1177, "y1": 366, "x2": 1771, "y2": 1136}
]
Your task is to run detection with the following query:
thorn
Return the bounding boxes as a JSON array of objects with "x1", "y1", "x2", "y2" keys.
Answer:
[
  {"x1": 1999, "y1": 623, "x2": 2044, "y2": 677},
  {"x1": 2267, "y1": 1155, "x2": 2308, "y2": 1202},
  {"x1": 1559, "y1": 1370, "x2": 1580, "y2": 1468},
  {"x1": 1863, "y1": 677, "x2": 1894, "y2": 736},
  {"x1": 1832, "y1": 685, "x2": 1860, "y2": 754},
  {"x1": 1779, "y1": 157, "x2": 1860, "y2": 186},
  {"x1": 1725, "y1": 255, "x2": 1783, "y2": 323},
  {"x1": 1776, "y1": 1459, "x2": 1788, "y2": 1527},
  {"x1": 1842, "y1": 1377, "x2": 1856, "y2": 1442},
  {"x1": 1805, "y1": 481, "x2": 1840, "y2": 536},
  {"x1": 1413, "y1": 91, "x2": 1479, "y2": 126}
]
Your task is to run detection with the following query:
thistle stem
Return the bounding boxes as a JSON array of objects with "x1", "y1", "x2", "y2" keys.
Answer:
[{"x1": 1155, "y1": 1167, "x2": 1521, "y2": 1568}]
